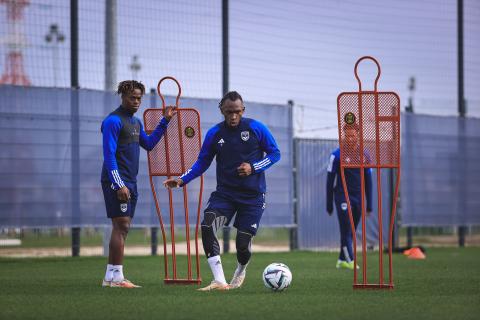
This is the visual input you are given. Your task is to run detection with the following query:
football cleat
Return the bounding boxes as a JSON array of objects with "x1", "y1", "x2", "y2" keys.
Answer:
[
  {"x1": 336, "y1": 260, "x2": 352, "y2": 270},
  {"x1": 197, "y1": 280, "x2": 230, "y2": 291},
  {"x1": 107, "y1": 279, "x2": 141, "y2": 288},
  {"x1": 229, "y1": 271, "x2": 246, "y2": 289}
]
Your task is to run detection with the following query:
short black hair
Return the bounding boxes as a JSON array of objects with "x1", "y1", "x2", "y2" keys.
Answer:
[
  {"x1": 117, "y1": 80, "x2": 145, "y2": 96},
  {"x1": 219, "y1": 91, "x2": 243, "y2": 108}
]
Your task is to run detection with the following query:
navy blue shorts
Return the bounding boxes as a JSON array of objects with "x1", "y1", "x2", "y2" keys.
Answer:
[
  {"x1": 203, "y1": 191, "x2": 265, "y2": 236},
  {"x1": 102, "y1": 181, "x2": 138, "y2": 219}
]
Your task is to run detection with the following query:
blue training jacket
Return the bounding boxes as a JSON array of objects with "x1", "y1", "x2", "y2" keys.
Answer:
[
  {"x1": 101, "y1": 106, "x2": 169, "y2": 190},
  {"x1": 180, "y1": 117, "x2": 281, "y2": 196},
  {"x1": 326, "y1": 147, "x2": 372, "y2": 212}
]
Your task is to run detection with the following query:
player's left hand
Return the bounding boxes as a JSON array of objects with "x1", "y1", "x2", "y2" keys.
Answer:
[
  {"x1": 163, "y1": 106, "x2": 177, "y2": 121},
  {"x1": 366, "y1": 210, "x2": 372, "y2": 217},
  {"x1": 237, "y1": 162, "x2": 252, "y2": 177}
]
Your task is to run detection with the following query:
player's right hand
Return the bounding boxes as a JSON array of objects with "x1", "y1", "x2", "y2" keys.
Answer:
[
  {"x1": 163, "y1": 178, "x2": 183, "y2": 188},
  {"x1": 117, "y1": 186, "x2": 131, "y2": 203},
  {"x1": 163, "y1": 106, "x2": 177, "y2": 121}
]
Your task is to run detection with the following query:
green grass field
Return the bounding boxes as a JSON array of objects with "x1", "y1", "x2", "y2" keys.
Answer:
[{"x1": 1, "y1": 248, "x2": 479, "y2": 320}]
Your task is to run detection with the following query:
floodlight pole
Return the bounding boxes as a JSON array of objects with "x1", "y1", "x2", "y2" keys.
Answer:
[
  {"x1": 457, "y1": 0, "x2": 465, "y2": 118},
  {"x1": 70, "y1": 0, "x2": 81, "y2": 257},
  {"x1": 45, "y1": 24, "x2": 65, "y2": 87},
  {"x1": 129, "y1": 55, "x2": 141, "y2": 80},
  {"x1": 405, "y1": 77, "x2": 415, "y2": 248},
  {"x1": 105, "y1": 0, "x2": 117, "y2": 91},
  {"x1": 289, "y1": 100, "x2": 298, "y2": 250},
  {"x1": 457, "y1": 0, "x2": 467, "y2": 247},
  {"x1": 150, "y1": 88, "x2": 159, "y2": 256},
  {"x1": 221, "y1": 0, "x2": 231, "y2": 253}
]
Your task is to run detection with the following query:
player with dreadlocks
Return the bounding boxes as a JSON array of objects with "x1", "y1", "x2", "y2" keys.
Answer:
[
  {"x1": 164, "y1": 91, "x2": 281, "y2": 291},
  {"x1": 101, "y1": 80, "x2": 176, "y2": 288}
]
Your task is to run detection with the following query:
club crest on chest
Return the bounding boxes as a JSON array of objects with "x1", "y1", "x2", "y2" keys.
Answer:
[{"x1": 241, "y1": 131, "x2": 250, "y2": 141}]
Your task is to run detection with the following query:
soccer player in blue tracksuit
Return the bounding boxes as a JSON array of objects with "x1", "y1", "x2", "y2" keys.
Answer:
[
  {"x1": 164, "y1": 91, "x2": 281, "y2": 291},
  {"x1": 326, "y1": 123, "x2": 372, "y2": 270},
  {"x1": 101, "y1": 80, "x2": 176, "y2": 288}
]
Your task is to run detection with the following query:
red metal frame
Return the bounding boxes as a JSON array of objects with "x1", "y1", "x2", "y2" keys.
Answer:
[
  {"x1": 143, "y1": 76, "x2": 203, "y2": 284},
  {"x1": 337, "y1": 56, "x2": 401, "y2": 289}
]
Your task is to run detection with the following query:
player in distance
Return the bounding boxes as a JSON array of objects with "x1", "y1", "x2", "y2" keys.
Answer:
[{"x1": 326, "y1": 122, "x2": 372, "y2": 270}]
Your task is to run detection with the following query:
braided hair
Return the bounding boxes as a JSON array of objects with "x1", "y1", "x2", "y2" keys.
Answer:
[
  {"x1": 218, "y1": 91, "x2": 243, "y2": 108},
  {"x1": 117, "y1": 80, "x2": 145, "y2": 96}
]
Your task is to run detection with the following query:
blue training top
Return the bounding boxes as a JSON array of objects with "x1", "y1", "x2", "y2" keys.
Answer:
[
  {"x1": 101, "y1": 106, "x2": 169, "y2": 190},
  {"x1": 180, "y1": 117, "x2": 281, "y2": 196},
  {"x1": 326, "y1": 147, "x2": 373, "y2": 212}
]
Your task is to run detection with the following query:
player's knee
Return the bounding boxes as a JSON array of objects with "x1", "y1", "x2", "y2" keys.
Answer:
[
  {"x1": 201, "y1": 211, "x2": 217, "y2": 236},
  {"x1": 201, "y1": 210, "x2": 217, "y2": 227},
  {"x1": 114, "y1": 220, "x2": 130, "y2": 236},
  {"x1": 201, "y1": 224, "x2": 212, "y2": 238},
  {"x1": 236, "y1": 231, "x2": 252, "y2": 265},
  {"x1": 201, "y1": 225, "x2": 220, "y2": 258},
  {"x1": 341, "y1": 236, "x2": 352, "y2": 247},
  {"x1": 344, "y1": 231, "x2": 352, "y2": 240},
  {"x1": 236, "y1": 231, "x2": 252, "y2": 252}
]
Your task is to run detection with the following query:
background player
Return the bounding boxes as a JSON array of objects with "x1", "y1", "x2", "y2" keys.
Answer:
[
  {"x1": 326, "y1": 123, "x2": 372, "y2": 270},
  {"x1": 163, "y1": 91, "x2": 281, "y2": 291},
  {"x1": 101, "y1": 80, "x2": 176, "y2": 288}
]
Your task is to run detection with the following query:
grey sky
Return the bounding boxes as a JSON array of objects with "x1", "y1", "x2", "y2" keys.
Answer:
[{"x1": 0, "y1": 0, "x2": 478, "y2": 138}]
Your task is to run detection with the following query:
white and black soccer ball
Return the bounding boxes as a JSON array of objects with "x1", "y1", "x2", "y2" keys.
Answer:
[{"x1": 262, "y1": 262, "x2": 292, "y2": 292}]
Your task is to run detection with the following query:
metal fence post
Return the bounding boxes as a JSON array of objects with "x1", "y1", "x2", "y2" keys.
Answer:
[{"x1": 289, "y1": 100, "x2": 298, "y2": 250}]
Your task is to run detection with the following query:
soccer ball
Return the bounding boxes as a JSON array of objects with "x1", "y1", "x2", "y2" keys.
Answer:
[{"x1": 262, "y1": 262, "x2": 292, "y2": 292}]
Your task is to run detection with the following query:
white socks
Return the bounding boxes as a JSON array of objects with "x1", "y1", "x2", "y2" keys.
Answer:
[
  {"x1": 112, "y1": 265, "x2": 124, "y2": 282},
  {"x1": 206, "y1": 257, "x2": 249, "y2": 284},
  {"x1": 207, "y1": 256, "x2": 227, "y2": 284},
  {"x1": 105, "y1": 264, "x2": 114, "y2": 281},
  {"x1": 105, "y1": 264, "x2": 124, "y2": 282},
  {"x1": 234, "y1": 262, "x2": 248, "y2": 277}
]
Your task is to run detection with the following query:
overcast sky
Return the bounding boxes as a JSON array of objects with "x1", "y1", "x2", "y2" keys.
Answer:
[{"x1": 0, "y1": 0, "x2": 479, "y2": 138}]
